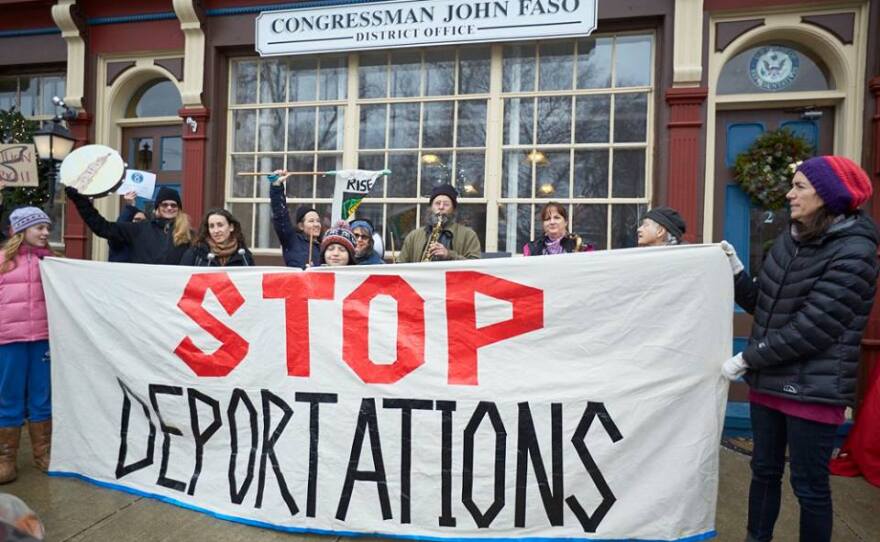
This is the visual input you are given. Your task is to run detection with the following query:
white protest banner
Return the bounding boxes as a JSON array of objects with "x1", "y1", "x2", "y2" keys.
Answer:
[
  {"x1": 0, "y1": 144, "x2": 39, "y2": 187},
  {"x1": 330, "y1": 169, "x2": 389, "y2": 223},
  {"x1": 116, "y1": 169, "x2": 157, "y2": 199},
  {"x1": 42, "y1": 246, "x2": 731, "y2": 541}
]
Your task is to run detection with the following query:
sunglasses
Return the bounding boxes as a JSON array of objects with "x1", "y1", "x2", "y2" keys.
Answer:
[{"x1": 353, "y1": 233, "x2": 371, "y2": 240}]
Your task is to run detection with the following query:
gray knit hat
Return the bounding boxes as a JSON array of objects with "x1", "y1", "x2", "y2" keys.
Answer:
[{"x1": 10, "y1": 207, "x2": 51, "y2": 235}]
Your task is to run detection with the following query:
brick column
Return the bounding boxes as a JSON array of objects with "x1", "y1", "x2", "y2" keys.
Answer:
[
  {"x1": 665, "y1": 87, "x2": 708, "y2": 244},
  {"x1": 63, "y1": 111, "x2": 92, "y2": 259},
  {"x1": 178, "y1": 106, "x2": 209, "y2": 222}
]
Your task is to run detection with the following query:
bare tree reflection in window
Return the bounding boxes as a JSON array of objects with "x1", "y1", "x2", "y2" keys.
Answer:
[
  {"x1": 317, "y1": 106, "x2": 344, "y2": 151},
  {"x1": 457, "y1": 100, "x2": 487, "y2": 147},
  {"x1": 459, "y1": 47, "x2": 490, "y2": 94},
  {"x1": 260, "y1": 60, "x2": 288, "y2": 104},
  {"x1": 539, "y1": 41, "x2": 574, "y2": 91},
  {"x1": 537, "y1": 96, "x2": 572, "y2": 145},
  {"x1": 425, "y1": 49, "x2": 455, "y2": 96}
]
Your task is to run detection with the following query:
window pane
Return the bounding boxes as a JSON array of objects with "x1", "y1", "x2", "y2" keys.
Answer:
[
  {"x1": 256, "y1": 202, "x2": 280, "y2": 248},
  {"x1": 456, "y1": 204, "x2": 486, "y2": 250},
  {"x1": 18, "y1": 77, "x2": 36, "y2": 116},
  {"x1": 358, "y1": 153, "x2": 387, "y2": 196},
  {"x1": 420, "y1": 151, "x2": 452, "y2": 195},
  {"x1": 387, "y1": 203, "x2": 418, "y2": 251},
  {"x1": 319, "y1": 56, "x2": 347, "y2": 100},
  {"x1": 388, "y1": 103, "x2": 420, "y2": 149},
  {"x1": 536, "y1": 151, "x2": 570, "y2": 198},
  {"x1": 611, "y1": 204, "x2": 646, "y2": 248},
  {"x1": 233, "y1": 110, "x2": 256, "y2": 152},
  {"x1": 577, "y1": 37, "x2": 612, "y2": 89},
  {"x1": 537, "y1": 96, "x2": 571, "y2": 145},
  {"x1": 614, "y1": 93, "x2": 648, "y2": 143},
  {"x1": 289, "y1": 58, "x2": 317, "y2": 102},
  {"x1": 255, "y1": 155, "x2": 286, "y2": 198},
  {"x1": 229, "y1": 202, "x2": 255, "y2": 246},
  {"x1": 232, "y1": 156, "x2": 255, "y2": 197},
  {"x1": 288, "y1": 108, "x2": 317, "y2": 151},
  {"x1": 503, "y1": 98, "x2": 534, "y2": 145},
  {"x1": 0, "y1": 77, "x2": 16, "y2": 111},
  {"x1": 422, "y1": 101, "x2": 454, "y2": 148},
  {"x1": 388, "y1": 153, "x2": 419, "y2": 197},
  {"x1": 40, "y1": 76, "x2": 65, "y2": 117},
  {"x1": 503, "y1": 45, "x2": 536, "y2": 92},
  {"x1": 160, "y1": 136, "x2": 182, "y2": 171},
  {"x1": 615, "y1": 35, "x2": 652, "y2": 87},
  {"x1": 575, "y1": 95, "x2": 610, "y2": 143},
  {"x1": 285, "y1": 155, "x2": 315, "y2": 198},
  {"x1": 131, "y1": 80, "x2": 181, "y2": 117},
  {"x1": 456, "y1": 152, "x2": 485, "y2": 197},
  {"x1": 316, "y1": 154, "x2": 344, "y2": 198},
  {"x1": 260, "y1": 60, "x2": 288, "y2": 103},
  {"x1": 501, "y1": 150, "x2": 532, "y2": 198},
  {"x1": 359, "y1": 104, "x2": 387, "y2": 149},
  {"x1": 359, "y1": 53, "x2": 387, "y2": 99},
  {"x1": 717, "y1": 44, "x2": 833, "y2": 94},
  {"x1": 574, "y1": 150, "x2": 609, "y2": 198},
  {"x1": 457, "y1": 100, "x2": 487, "y2": 147},
  {"x1": 130, "y1": 138, "x2": 154, "y2": 170},
  {"x1": 233, "y1": 61, "x2": 258, "y2": 104},
  {"x1": 425, "y1": 49, "x2": 455, "y2": 96},
  {"x1": 390, "y1": 50, "x2": 421, "y2": 98},
  {"x1": 259, "y1": 108, "x2": 286, "y2": 152},
  {"x1": 611, "y1": 149, "x2": 645, "y2": 198},
  {"x1": 497, "y1": 203, "x2": 532, "y2": 254},
  {"x1": 317, "y1": 106, "x2": 344, "y2": 151},
  {"x1": 539, "y1": 41, "x2": 574, "y2": 91},
  {"x1": 573, "y1": 204, "x2": 607, "y2": 250},
  {"x1": 459, "y1": 47, "x2": 490, "y2": 94}
]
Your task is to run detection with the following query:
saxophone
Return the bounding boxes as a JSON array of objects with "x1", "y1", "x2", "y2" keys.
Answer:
[{"x1": 420, "y1": 214, "x2": 446, "y2": 262}]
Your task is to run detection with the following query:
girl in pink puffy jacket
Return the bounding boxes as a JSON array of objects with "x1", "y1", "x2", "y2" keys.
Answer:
[{"x1": 0, "y1": 207, "x2": 56, "y2": 484}]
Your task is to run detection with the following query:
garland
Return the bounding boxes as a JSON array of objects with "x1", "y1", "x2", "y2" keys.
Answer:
[{"x1": 733, "y1": 128, "x2": 814, "y2": 211}]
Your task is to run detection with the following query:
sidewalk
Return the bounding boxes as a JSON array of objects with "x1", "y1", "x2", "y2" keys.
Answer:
[{"x1": 3, "y1": 437, "x2": 878, "y2": 541}]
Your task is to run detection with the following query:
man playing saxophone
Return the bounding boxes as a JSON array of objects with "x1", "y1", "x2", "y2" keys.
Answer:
[{"x1": 397, "y1": 184, "x2": 482, "y2": 263}]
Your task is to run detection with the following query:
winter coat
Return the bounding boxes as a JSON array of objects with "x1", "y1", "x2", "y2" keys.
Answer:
[
  {"x1": 180, "y1": 243, "x2": 255, "y2": 267},
  {"x1": 67, "y1": 189, "x2": 189, "y2": 265},
  {"x1": 108, "y1": 205, "x2": 141, "y2": 263},
  {"x1": 355, "y1": 250, "x2": 384, "y2": 265},
  {"x1": 0, "y1": 245, "x2": 52, "y2": 345},
  {"x1": 735, "y1": 212, "x2": 879, "y2": 406},
  {"x1": 269, "y1": 184, "x2": 321, "y2": 268},
  {"x1": 398, "y1": 221, "x2": 481, "y2": 263},
  {"x1": 523, "y1": 234, "x2": 583, "y2": 256}
]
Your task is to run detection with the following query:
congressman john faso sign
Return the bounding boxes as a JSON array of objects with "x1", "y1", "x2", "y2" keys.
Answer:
[{"x1": 256, "y1": 0, "x2": 598, "y2": 56}]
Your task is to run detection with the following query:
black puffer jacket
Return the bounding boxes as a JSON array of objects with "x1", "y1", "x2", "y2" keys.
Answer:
[
  {"x1": 734, "y1": 212, "x2": 879, "y2": 406},
  {"x1": 67, "y1": 188, "x2": 190, "y2": 265}
]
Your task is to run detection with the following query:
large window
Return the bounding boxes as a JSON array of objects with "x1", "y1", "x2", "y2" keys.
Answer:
[
  {"x1": 0, "y1": 73, "x2": 67, "y2": 245},
  {"x1": 227, "y1": 33, "x2": 654, "y2": 254}
]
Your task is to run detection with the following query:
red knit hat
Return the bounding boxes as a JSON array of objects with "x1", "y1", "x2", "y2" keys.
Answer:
[{"x1": 795, "y1": 156, "x2": 873, "y2": 215}]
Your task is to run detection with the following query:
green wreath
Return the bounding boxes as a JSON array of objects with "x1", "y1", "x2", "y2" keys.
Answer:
[{"x1": 733, "y1": 128, "x2": 814, "y2": 211}]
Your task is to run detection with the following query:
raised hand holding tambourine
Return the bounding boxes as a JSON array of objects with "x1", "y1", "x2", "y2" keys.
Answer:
[{"x1": 59, "y1": 144, "x2": 126, "y2": 197}]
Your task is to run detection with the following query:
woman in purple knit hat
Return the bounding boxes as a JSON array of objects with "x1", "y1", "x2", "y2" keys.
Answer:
[{"x1": 720, "y1": 156, "x2": 878, "y2": 542}]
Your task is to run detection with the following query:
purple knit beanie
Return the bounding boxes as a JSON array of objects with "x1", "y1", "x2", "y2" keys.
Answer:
[
  {"x1": 795, "y1": 156, "x2": 872, "y2": 215},
  {"x1": 10, "y1": 207, "x2": 51, "y2": 235}
]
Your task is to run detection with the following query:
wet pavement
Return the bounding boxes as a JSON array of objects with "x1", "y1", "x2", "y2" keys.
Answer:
[{"x1": 2, "y1": 433, "x2": 878, "y2": 542}]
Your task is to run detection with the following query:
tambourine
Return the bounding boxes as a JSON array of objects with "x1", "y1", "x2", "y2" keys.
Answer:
[{"x1": 59, "y1": 144, "x2": 126, "y2": 197}]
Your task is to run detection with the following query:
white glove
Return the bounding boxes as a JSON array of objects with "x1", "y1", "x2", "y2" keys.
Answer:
[
  {"x1": 722, "y1": 353, "x2": 748, "y2": 381},
  {"x1": 720, "y1": 241, "x2": 744, "y2": 275}
]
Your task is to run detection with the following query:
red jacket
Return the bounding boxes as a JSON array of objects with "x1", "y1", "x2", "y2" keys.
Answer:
[{"x1": 0, "y1": 245, "x2": 52, "y2": 345}]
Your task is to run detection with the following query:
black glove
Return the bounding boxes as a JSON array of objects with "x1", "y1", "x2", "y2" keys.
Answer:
[{"x1": 64, "y1": 186, "x2": 83, "y2": 200}]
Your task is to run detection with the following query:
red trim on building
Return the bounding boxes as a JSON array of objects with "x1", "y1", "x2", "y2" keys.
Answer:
[
  {"x1": 80, "y1": 0, "x2": 173, "y2": 19},
  {"x1": 63, "y1": 111, "x2": 92, "y2": 260},
  {"x1": 0, "y1": 1, "x2": 55, "y2": 31},
  {"x1": 179, "y1": 106, "x2": 210, "y2": 222},
  {"x1": 89, "y1": 21, "x2": 184, "y2": 54},
  {"x1": 665, "y1": 87, "x2": 708, "y2": 244}
]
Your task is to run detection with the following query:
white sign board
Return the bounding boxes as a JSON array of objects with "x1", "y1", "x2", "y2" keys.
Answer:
[
  {"x1": 43, "y1": 246, "x2": 731, "y2": 541},
  {"x1": 256, "y1": 0, "x2": 598, "y2": 57},
  {"x1": 116, "y1": 169, "x2": 157, "y2": 200}
]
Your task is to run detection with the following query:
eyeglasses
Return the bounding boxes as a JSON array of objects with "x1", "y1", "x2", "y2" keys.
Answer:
[
  {"x1": 158, "y1": 202, "x2": 179, "y2": 209},
  {"x1": 353, "y1": 233, "x2": 371, "y2": 240}
]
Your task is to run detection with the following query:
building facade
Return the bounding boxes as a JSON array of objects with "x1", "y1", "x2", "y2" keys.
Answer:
[{"x1": 2, "y1": 0, "x2": 880, "y2": 399}]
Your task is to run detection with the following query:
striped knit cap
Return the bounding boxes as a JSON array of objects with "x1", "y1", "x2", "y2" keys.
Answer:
[{"x1": 795, "y1": 156, "x2": 872, "y2": 215}]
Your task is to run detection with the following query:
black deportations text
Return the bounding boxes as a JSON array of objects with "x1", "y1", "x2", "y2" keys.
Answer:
[{"x1": 114, "y1": 380, "x2": 623, "y2": 533}]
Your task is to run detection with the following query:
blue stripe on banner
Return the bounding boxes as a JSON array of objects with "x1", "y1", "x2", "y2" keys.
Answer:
[
  {"x1": 48, "y1": 470, "x2": 717, "y2": 542},
  {"x1": 207, "y1": 0, "x2": 387, "y2": 17}
]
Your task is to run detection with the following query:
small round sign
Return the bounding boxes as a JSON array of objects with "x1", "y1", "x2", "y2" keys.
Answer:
[
  {"x1": 749, "y1": 46, "x2": 800, "y2": 91},
  {"x1": 59, "y1": 144, "x2": 125, "y2": 197}
]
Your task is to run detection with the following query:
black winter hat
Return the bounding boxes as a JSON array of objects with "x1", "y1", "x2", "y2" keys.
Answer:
[
  {"x1": 295, "y1": 206, "x2": 319, "y2": 225},
  {"x1": 642, "y1": 207, "x2": 686, "y2": 241},
  {"x1": 154, "y1": 186, "x2": 182, "y2": 208},
  {"x1": 429, "y1": 184, "x2": 458, "y2": 207}
]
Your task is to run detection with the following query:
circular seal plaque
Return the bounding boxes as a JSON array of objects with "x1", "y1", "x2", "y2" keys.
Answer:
[{"x1": 749, "y1": 46, "x2": 800, "y2": 91}]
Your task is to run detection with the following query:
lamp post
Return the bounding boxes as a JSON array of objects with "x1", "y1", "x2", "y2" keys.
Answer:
[{"x1": 33, "y1": 97, "x2": 76, "y2": 215}]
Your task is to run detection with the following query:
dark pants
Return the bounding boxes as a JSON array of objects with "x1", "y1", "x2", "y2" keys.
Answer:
[{"x1": 747, "y1": 403, "x2": 838, "y2": 542}]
